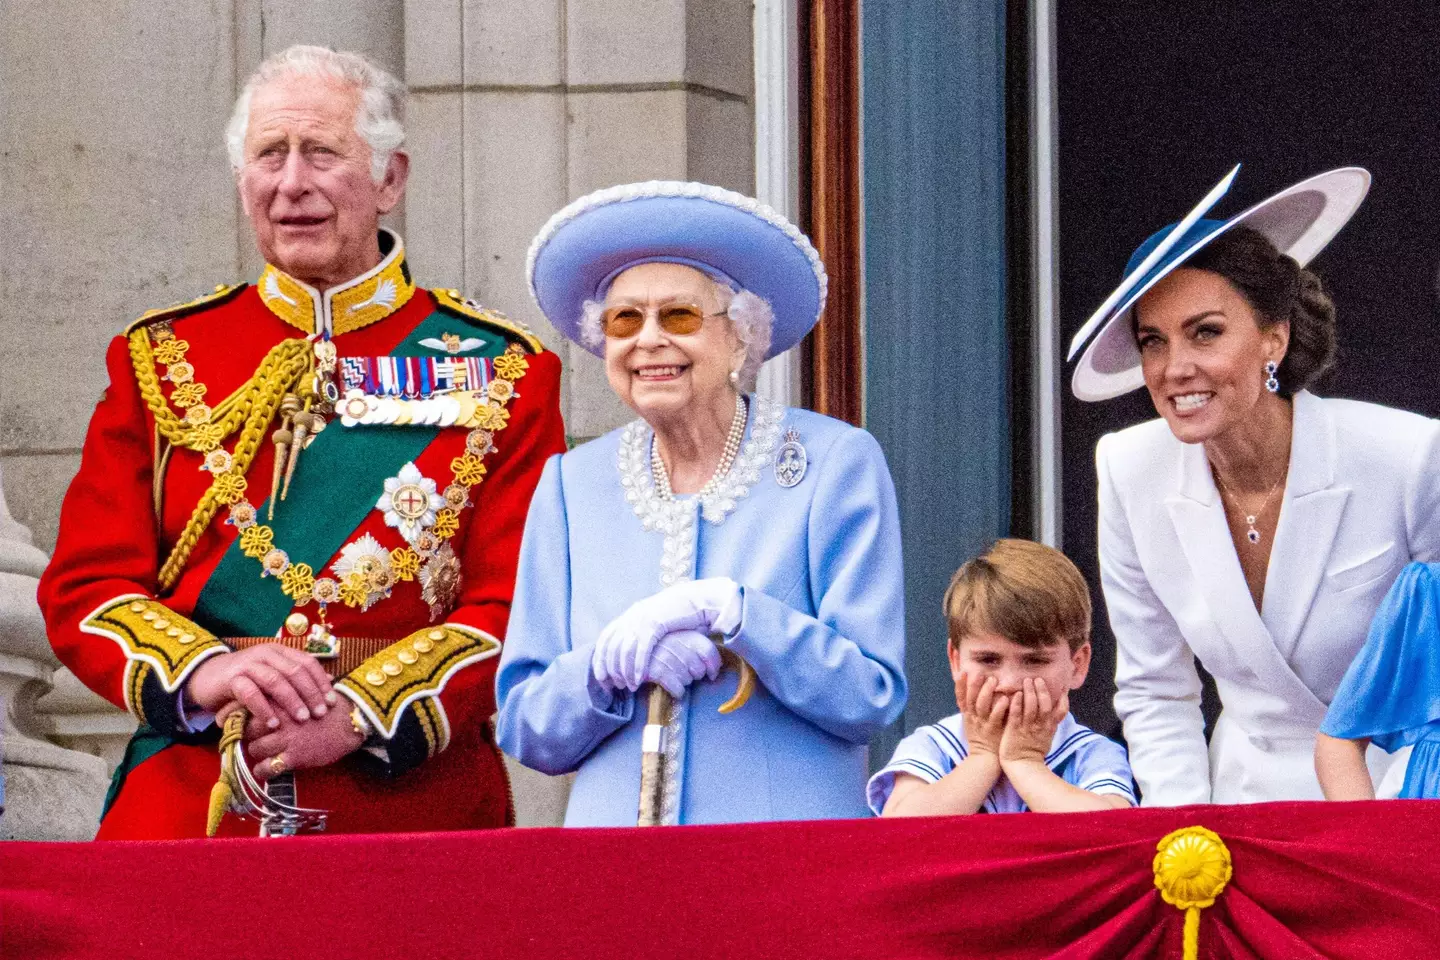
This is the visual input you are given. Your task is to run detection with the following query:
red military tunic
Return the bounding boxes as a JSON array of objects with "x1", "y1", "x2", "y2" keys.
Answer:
[{"x1": 38, "y1": 233, "x2": 566, "y2": 838}]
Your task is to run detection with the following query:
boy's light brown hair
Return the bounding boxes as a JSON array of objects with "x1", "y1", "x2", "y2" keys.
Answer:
[{"x1": 943, "y1": 539, "x2": 1092, "y2": 653}]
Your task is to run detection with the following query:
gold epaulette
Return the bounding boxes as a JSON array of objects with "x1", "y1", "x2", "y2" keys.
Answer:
[
  {"x1": 335, "y1": 623, "x2": 500, "y2": 753},
  {"x1": 432, "y1": 288, "x2": 546, "y2": 354},
  {"x1": 124, "y1": 283, "x2": 246, "y2": 335}
]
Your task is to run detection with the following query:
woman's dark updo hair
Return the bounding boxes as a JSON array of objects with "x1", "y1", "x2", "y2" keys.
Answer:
[{"x1": 1182, "y1": 224, "x2": 1338, "y2": 396}]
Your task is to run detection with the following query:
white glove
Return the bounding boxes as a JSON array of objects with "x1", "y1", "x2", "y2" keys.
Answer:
[
  {"x1": 639, "y1": 630, "x2": 723, "y2": 698},
  {"x1": 591, "y1": 578, "x2": 743, "y2": 691}
]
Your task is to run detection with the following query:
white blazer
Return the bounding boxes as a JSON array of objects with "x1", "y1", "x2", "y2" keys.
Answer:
[{"x1": 1098, "y1": 391, "x2": 1440, "y2": 805}]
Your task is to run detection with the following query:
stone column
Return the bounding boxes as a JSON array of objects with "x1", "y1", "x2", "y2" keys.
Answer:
[
  {"x1": 35, "y1": 669, "x2": 138, "y2": 773},
  {"x1": 0, "y1": 464, "x2": 110, "y2": 840}
]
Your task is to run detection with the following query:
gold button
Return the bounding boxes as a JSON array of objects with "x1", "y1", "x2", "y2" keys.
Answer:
[
  {"x1": 129, "y1": 601, "x2": 145, "y2": 613},
  {"x1": 142, "y1": 611, "x2": 157, "y2": 621},
  {"x1": 284, "y1": 612, "x2": 310, "y2": 637},
  {"x1": 365, "y1": 670, "x2": 386, "y2": 686},
  {"x1": 153, "y1": 619, "x2": 170, "y2": 631},
  {"x1": 428, "y1": 629, "x2": 445, "y2": 641},
  {"x1": 166, "y1": 627, "x2": 181, "y2": 637},
  {"x1": 413, "y1": 638, "x2": 434, "y2": 654},
  {"x1": 382, "y1": 661, "x2": 403, "y2": 676},
  {"x1": 178, "y1": 633, "x2": 196, "y2": 645},
  {"x1": 397, "y1": 650, "x2": 418, "y2": 665}
]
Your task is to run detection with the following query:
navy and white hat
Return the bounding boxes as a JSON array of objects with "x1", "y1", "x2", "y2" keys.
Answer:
[
  {"x1": 1068, "y1": 165, "x2": 1371, "y2": 402},
  {"x1": 526, "y1": 181, "x2": 828, "y2": 357}
]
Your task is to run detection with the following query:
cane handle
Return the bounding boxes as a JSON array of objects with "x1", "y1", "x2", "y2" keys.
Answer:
[{"x1": 716, "y1": 646, "x2": 755, "y2": 714}]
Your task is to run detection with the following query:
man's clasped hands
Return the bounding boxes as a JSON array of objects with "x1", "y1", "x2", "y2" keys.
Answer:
[{"x1": 185, "y1": 644, "x2": 363, "y2": 781}]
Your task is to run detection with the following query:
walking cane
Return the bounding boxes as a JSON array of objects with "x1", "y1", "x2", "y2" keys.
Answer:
[{"x1": 637, "y1": 644, "x2": 756, "y2": 826}]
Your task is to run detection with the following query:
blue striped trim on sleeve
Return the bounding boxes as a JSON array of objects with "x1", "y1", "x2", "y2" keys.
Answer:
[
  {"x1": 893, "y1": 758, "x2": 946, "y2": 783},
  {"x1": 1084, "y1": 777, "x2": 1138, "y2": 801},
  {"x1": 1046, "y1": 728, "x2": 1098, "y2": 763},
  {"x1": 930, "y1": 722, "x2": 968, "y2": 759}
]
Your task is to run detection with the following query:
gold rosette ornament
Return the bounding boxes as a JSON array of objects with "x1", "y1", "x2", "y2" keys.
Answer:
[{"x1": 1153, "y1": 826, "x2": 1232, "y2": 960}]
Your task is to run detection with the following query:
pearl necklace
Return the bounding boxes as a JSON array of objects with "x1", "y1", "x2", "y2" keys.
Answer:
[{"x1": 651, "y1": 393, "x2": 748, "y2": 500}]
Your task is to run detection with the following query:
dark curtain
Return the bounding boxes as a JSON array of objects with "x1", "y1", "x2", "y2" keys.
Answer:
[{"x1": 862, "y1": 0, "x2": 1010, "y2": 759}]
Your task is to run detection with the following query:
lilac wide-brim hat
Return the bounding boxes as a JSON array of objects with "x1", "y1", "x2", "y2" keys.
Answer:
[
  {"x1": 1068, "y1": 165, "x2": 1371, "y2": 402},
  {"x1": 525, "y1": 181, "x2": 828, "y2": 358}
]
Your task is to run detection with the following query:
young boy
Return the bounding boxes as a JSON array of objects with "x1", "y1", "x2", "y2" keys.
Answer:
[{"x1": 869, "y1": 539, "x2": 1136, "y2": 816}]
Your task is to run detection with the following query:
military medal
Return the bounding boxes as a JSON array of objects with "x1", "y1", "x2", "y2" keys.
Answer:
[
  {"x1": 418, "y1": 332, "x2": 486, "y2": 354},
  {"x1": 177, "y1": 325, "x2": 527, "y2": 626},
  {"x1": 774, "y1": 427, "x2": 808, "y2": 488},
  {"x1": 419, "y1": 542, "x2": 463, "y2": 620},
  {"x1": 336, "y1": 355, "x2": 500, "y2": 428},
  {"x1": 331, "y1": 534, "x2": 397, "y2": 612},
  {"x1": 378, "y1": 462, "x2": 446, "y2": 544}
]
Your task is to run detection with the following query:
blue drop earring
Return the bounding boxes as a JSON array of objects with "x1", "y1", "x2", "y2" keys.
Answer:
[{"x1": 1264, "y1": 360, "x2": 1280, "y2": 394}]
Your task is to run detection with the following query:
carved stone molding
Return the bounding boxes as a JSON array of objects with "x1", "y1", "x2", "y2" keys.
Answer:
[{"x1": 0, "y1": 463, "x2": 111, "y2": 841}]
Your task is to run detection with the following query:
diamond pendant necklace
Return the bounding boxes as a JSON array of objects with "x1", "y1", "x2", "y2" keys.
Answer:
[{"x1": 1212, "y1": 469, "x2": 1285, "y2": 546}]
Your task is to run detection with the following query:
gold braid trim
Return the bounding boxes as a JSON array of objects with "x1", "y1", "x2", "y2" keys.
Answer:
[
  {"x1": 123, "y1": 660, "x2": 152, "y2": 723},
  {"x1": 335, "y1": 624, "x2": 499, "y2": 741},
  {"x1": 411, "y1": 696, "x2": 448, "y2": 756},
  {"x1": 148, "y1": 340, "x2": 313, "y2": 588},
  {"x1": 130, "y1": 329, "x2": 241, "y2": 451},
  {"x1": 207, "y1": 710, "x2": 247, "y2": 836},
  {"x1": 82, "y1": 595, "x2": 225, "y2": 694},
  {"x1": 129, "y1": 332, "x2": 312, "y2": 455}
]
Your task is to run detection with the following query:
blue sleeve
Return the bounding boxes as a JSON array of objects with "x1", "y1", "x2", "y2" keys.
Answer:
[
  {"x1": 1066, "y1": 735, "x2": 1138, "y2": 805},
  {"x1": 1321, "y1": 562, "x2": 1440, "y2": 753},
  {"x1": 866, "y1": 726, "x2": 952, "y2": 815},
  {"x1": 726, "y1": 428, "x2": 908, "y2": 744},
  {"x1": 494, "y1": 455, "x2": 635, "y2": 775}
]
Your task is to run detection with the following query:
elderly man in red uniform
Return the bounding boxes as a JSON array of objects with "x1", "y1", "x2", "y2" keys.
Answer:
[{"x1": 37, "y1": 45, "x2": 565, "y2": 838}]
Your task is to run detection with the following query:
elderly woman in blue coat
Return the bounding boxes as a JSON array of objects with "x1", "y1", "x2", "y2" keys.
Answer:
[{"x1": 495, "y1": 182, "x2": 908, "y2": 826}]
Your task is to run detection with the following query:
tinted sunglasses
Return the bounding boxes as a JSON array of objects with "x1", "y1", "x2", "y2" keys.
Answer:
[{"x1": 601, "y1": 302, "x2": 724, "y2": 339}]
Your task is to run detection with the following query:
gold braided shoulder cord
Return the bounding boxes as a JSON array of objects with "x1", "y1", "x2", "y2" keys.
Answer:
[
  {"x1": 128, "y1": 329, "x2": 314, "y2": 588},
  {"x1": 128, "y1": 329, "x2": 251, "y2": 451}
]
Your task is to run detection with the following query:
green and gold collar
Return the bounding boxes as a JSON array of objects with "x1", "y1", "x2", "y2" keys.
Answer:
[{"x1": 257, "y1": 229, "x2": 417, "y2": 337}]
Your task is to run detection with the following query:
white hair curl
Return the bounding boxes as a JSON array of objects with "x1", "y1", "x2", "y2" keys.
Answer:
[
  {"x1": 226, "y1": 45, "x2": 406, "y2": 182},
  {"x1": 580, "y1": 284, "x2": 774, "y2": 393}
]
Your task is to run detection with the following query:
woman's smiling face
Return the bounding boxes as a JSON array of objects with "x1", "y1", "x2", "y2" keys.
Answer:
[
  {"x1": 1133, "y1": 266, "x2": 1289, "y2": 445},
  {"x1": 602, "y1": 262, "x2": 743, "y2": 422}
]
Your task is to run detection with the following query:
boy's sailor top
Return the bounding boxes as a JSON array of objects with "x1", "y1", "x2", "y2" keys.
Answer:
[
  {"x1": 867, "y1": 711, "x2": 1137, "y2": 814},
  {"x1": 37, "y1": 231, "x2": 566, "y2": 838}
]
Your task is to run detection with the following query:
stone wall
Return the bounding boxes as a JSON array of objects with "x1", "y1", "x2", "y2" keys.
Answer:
[{"x1": 0, "y1": 0, "x2": 756, "y2": 834}]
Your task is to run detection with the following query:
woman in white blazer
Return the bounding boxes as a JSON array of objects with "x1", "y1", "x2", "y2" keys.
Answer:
[{"x1": 1069, "y1": 167, "x2": 1440, "y2": 805}]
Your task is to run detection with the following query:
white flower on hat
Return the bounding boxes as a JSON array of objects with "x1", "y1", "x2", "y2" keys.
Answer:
[{"x1": 377, "y1": 462, "x2": 446, "y2": 544}]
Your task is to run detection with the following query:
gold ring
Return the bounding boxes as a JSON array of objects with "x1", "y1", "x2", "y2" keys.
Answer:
[{"x1": 268, "y1": 755, "x2": 287, "y2": 776}]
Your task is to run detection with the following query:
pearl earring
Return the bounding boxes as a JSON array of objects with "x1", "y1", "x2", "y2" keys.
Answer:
[
  {"x1": 729, "y1": 370, "x2": 739, "y2": 384},
  {"x1": 1264, "y1": 360, "x2": 1279, "y2": 394}
]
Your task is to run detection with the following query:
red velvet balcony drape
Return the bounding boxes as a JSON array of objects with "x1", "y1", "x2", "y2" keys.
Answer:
[{"x1": 3, "y1": 800, "x2": 1437, "y2": 959}]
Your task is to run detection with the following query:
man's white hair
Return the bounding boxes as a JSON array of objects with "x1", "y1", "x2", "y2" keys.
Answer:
[
  {"x1": 226, "y1": 45, "x2": 406, "y2": 182},
  {"x1": 581, "y1": 285, "x2": 775, "y2": 393}
]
